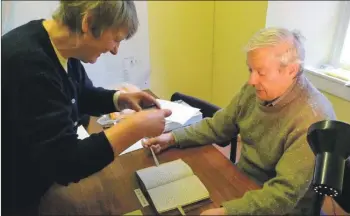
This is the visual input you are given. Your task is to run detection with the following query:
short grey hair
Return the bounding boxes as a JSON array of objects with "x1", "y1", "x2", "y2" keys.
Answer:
[
  {"x1": 52, "y1": 1, "x2": 139, "y2": 39},
  {"x1": 245, "y1": 27, "x2": 306, "y2": 73}
]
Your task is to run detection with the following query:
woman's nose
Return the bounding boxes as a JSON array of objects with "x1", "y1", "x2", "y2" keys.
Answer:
[{"x1": 110, "y1": 46, "x2": 118, "y2": 55}]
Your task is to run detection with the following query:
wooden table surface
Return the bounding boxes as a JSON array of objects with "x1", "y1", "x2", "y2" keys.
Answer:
[{"x1": 39, "y1": 109, "x2": 260, "y2": 216}]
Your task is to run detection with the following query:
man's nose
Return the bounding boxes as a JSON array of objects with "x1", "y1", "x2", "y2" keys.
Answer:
[{"x1": 248, "y1": 71, "x2": 259, "y2": 86}]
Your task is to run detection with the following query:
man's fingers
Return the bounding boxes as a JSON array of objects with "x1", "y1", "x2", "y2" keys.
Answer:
[
  {"x1": 141, "y1": 138, "x2": 148, "y2": 148},
  {"x1": 142, "y1": 137, "x2": 157, "y2": 147},
  {"x1": 155, "y1": 145, "x2": 162, "y2": 154},
  {"x1": 141, "y1": 138, "x2": 149, "y2": 147},
  {"x1": 143, "y1": 138, "x2": 162, "y2": 153},
  {"x1": 150, "y1": 144, "x2": 158, "y2": 151},
  {"x1": 151, "y1": 144, "x2": 162, "y2": 154}
]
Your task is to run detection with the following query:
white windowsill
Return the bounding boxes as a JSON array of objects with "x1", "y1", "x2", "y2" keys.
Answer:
[{"x1": 304, "y1": 66, "x2": 350, "y2": 102}]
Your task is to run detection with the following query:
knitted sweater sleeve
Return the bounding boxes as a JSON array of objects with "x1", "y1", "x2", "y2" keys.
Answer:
[{"x1": 171, "y1": 86, "x2": 247, "y2": 147}]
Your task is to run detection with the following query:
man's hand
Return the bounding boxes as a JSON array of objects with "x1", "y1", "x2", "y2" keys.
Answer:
[
  {"x1": 117, "y1": 91, "x2": 160, "y2": 111},
  {"x1": 200, "y1": 208, "x2": 226, "y2": 215},
  {"x1": 142, "y1": 133, "x2": 176, "y2": 153}
]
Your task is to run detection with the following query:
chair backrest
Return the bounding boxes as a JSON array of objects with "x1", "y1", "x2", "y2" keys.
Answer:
[
  {"x1": 170, "y1": 92, "x2": 237, "y2": 163},
  {"x1": 171, "y1": 92, "x2": 221, "y2": 118},
  {"x1": 334, "y1": 158, "x2": 350, "y2": 213}
]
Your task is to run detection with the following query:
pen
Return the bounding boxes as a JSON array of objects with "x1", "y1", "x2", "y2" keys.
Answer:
[
  {"x1": 150, "y1": 147, "x2": 160, "y2": 166},
  {"x1": 177, "y1": 206, "x2": 186, "y2": 215},
  {"x1": 141, "y1": 103, "x2": 158, "y2": 110}
]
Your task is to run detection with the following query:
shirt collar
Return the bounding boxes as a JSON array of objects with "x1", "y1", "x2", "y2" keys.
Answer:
[{"x1": 263, "y1": 79, "x2": 298, "y2": 107}]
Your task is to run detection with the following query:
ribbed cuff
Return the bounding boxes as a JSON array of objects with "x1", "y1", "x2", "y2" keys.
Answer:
[
  {"x1": 171, "y1": 129, "x2": 189, "y2": 148},
  {"x1": 90, "y1": 132, "x2": 114, "y2": 167},
  {"x1": 221, "y1": 200, "x2": 235, "y2": 215}
]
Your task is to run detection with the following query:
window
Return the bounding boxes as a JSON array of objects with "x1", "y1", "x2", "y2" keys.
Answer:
[
  {"x1": 329, "y1": 1, "x2": 350, "y2": 70},
  {"x1": 339, "y1": 20, "x2": 350, "y2": 69},
  {"x1": 304, "y1": 1, "x2": 350, "y2": 102}
]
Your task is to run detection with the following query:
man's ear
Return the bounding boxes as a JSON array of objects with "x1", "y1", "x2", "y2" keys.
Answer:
[{"x1": 288, "y1": 63, "x2": 299, "y2": 78}]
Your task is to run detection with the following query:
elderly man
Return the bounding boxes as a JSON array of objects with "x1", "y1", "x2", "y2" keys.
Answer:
[
  {"x1": 143, "y1": 28, "x2": 336, "y2": 215},
  {"x1": 2, "y1": 1, "x2": 171, "y2": 214}
]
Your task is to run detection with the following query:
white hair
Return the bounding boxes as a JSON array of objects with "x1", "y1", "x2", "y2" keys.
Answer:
[{"x1": 245, "y1": 27, "x2": 306, "y2": 73}]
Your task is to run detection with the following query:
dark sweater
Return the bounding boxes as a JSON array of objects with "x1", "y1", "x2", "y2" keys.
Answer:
[{"x1": 2, "y1": 20, "x2": 116, "y2": 213}]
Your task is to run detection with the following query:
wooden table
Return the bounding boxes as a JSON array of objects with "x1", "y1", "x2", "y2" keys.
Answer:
[{"x1": 39, "y1": 114, "x2": 260, "y2": 216}]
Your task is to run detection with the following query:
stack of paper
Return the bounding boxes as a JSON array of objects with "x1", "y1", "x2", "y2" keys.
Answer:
[{"x1": 156, "y1": 99, "x2": 203, "y2": 132}]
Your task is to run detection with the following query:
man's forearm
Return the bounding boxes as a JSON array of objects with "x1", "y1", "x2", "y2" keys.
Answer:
[
  {"x1": 172, "y1": 105, "x2": 239, "y2": 148},
  {"x1": 172, "y1": 119, "x2": 224, "y2": 147},
  {"x1": 170, "y1": 89, "x2": 244, "y2": 148}
]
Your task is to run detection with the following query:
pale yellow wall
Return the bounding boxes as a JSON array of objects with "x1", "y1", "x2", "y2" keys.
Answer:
[
  {"x1": 147, "y1": 1, "x2": 268, "y2": 105},
  {"x1": 147, "y1": 1, "x2": 350, "y2": 125},
  {"x1": 322, "y1": 92, "x2": 350, "y2": 123},
  {"x1": 148, "y1": 1, "x2": 215, "y2": 101},
  {"x1": 211, "y1": 1, "x2": 268, "y2": 107}
]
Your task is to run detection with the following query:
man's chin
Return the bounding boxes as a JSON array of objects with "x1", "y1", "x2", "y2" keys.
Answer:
[
  {"x1": 255, "y1": 91, "x2": 267, "y2": 100},
  {"x1": 256, "y1": 93, "x2": 276, "y2": 102}
]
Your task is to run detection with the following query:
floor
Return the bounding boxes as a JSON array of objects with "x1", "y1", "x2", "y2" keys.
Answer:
[{"x1": 213, "y1": 143, "x2": 349, "y2": 216}]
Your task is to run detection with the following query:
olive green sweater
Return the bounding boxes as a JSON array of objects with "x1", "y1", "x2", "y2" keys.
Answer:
[{"x1": 172, "y1": 75, "x2": 336, "y2": 215}]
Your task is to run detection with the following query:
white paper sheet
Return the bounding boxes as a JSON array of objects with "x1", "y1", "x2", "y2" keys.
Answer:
[
  {"x1": 119, "y1": 139, "x2": 144, "y2": 156},
  {"x1": 157, "y1": 99, "x2": 200, "y2": 125},
  {"x1": 77, "y1": 125, "x2": 90, "y2": 140}
]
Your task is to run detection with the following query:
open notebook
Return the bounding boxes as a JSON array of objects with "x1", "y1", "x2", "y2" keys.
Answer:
[{"x1": 136, "y1": 159, "x2": 210, "y2": 214}]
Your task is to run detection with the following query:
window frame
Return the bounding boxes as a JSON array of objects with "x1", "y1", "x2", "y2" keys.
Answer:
[
  {"x1": 329, "y1": 1, "x2": 350, "y2": 69},
  {"x1": 305, "y1": 1, "x2": 350, "y2": 102}
]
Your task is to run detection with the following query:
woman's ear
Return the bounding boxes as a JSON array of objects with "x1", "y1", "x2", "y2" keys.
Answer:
[
  {"x1": 82, "y1": 12, "x2": 99, "y2": 38},
  {"x1": 81, "y1": 13, "x2": 93, "y2": 34}
]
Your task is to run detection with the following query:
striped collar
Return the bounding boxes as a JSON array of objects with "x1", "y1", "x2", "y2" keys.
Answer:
[{"x1": 263, "y1": 79, "x2": 298, "y2": 107}]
